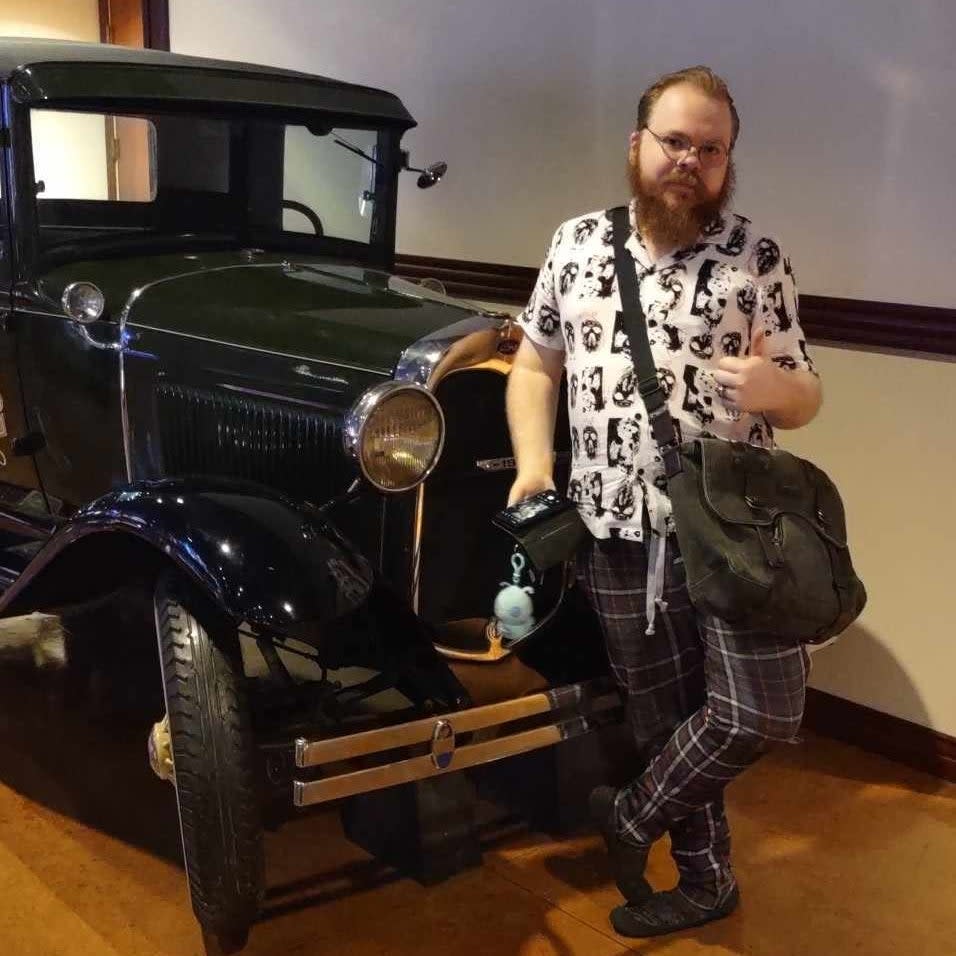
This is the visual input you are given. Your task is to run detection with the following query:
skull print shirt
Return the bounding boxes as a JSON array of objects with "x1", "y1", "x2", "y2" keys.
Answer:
[{"x1": 518, "y1": 201, "x2": 817, "y2": 541}]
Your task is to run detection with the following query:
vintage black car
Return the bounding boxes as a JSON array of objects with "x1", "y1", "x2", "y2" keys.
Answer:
[{"x1": 0, "y1": 37, "x2": 618, "y2": 952}]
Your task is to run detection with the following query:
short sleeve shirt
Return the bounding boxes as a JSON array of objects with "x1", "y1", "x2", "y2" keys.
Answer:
[{"x1": 518, "y1": 201, "x2": 817, "y2": 542}]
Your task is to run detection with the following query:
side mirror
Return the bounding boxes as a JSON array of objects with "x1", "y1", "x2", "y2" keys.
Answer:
[
  {"x1": 402, "y1": 152, "x2": 448, "y2": 189},
  {"x1": 415, "y1": 162, "x2": 447, "y2": 189}
]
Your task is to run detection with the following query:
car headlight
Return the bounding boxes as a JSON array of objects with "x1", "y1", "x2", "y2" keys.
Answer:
[
  {"x1": 61, "y1": 281, "x2": 106, "y2": 324},
  {"x1": 344, "y1": 382, "x2": 444, "y2": 492}
]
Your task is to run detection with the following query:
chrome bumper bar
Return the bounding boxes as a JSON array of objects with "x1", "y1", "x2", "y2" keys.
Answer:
[{"x1": 292, "y1": 677, "x2": 621, "y2": 807}]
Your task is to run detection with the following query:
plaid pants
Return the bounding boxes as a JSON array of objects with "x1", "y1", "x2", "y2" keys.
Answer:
[{"x1": 576, "y1": 534, "x2": 810, "y2": 907}]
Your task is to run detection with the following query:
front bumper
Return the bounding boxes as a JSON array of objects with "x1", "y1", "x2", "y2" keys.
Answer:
[{"x1": 292, "y1": 676, "x2": 622, "y2": 806}]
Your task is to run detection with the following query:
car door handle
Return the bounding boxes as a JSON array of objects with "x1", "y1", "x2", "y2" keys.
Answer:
[{"x1": 11, "y1": 431, "x2": 45, "y2": 456}]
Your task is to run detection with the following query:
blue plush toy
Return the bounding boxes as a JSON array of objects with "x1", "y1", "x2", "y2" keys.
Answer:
[{"x1": 493, "y1": 551, "x2": 536, "y2": 643}]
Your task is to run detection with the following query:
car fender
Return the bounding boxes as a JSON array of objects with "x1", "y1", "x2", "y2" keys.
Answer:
[{"x1": 0, "y1": 478, "x2": 373, "y2": 634}]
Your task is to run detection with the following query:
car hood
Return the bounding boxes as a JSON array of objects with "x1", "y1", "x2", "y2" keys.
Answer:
[{"x1": 39, "y1": 251, "x2": 485, "y2": 374}]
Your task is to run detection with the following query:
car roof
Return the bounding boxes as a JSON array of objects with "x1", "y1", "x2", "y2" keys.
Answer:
[{"x1": 0, "y1": 37, "x2": 415, "y2": 127}]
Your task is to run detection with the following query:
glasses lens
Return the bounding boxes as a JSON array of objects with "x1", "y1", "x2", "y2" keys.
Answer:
[
  {"x1": 653, "y1": 131, "x2": 726, "y2": 167},
  {"x1": 699, "y1": 145, "x2": 726, "y2": 168}
]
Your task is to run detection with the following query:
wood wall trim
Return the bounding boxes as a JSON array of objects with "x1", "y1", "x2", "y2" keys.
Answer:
[
  {"x1": 395, "y1": 254, "x2": 536, "y2": 308},
  {"x1": 101, "y1": 1, "x2": 168, "y2": 50},
  {"x1": 98, "y1": 0, "x2": 110, "y2": 44},
  {"x1": 395, "y1": 254, "x2": 535, "y2": 306},
  {"x1": 802, "y1": 688, "x2": 956, "y2": 782},
  {"x1": 395, "y1": 254, "x2": 956, "y2": 357},
  {"x1": 143, "y1": 0, "x2": 170, "y2": 51}
]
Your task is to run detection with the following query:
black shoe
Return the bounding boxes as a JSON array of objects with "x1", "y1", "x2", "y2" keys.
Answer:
[
  {"x1": 588, "y1": 786, "x2": 652, "y2": 902},
  {"x1": 610, "y1": 885, "x2": 740, "y2": 938}
]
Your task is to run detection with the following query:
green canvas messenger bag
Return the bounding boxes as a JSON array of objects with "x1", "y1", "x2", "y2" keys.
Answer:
[{"x1": 609, "y1": 206, "x2": 866, "y2": 643}]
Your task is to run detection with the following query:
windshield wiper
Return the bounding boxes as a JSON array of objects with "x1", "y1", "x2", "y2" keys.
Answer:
[{"x1": 332, "y1": 135, "x2": 382, "y2": 168}]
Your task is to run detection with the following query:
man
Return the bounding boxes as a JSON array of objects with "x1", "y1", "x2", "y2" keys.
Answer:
[{"x1": 506, "y1": 66, "x2": 821, "y2": 938}]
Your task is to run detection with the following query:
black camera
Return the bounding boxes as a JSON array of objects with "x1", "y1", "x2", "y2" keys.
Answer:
[{"x1": 492, "y1": 490, "x2": 587, "y2": 569}]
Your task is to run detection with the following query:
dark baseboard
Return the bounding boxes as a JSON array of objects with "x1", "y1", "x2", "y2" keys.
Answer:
[
  {"x1": 396, "y1": 254, "x2": 537, "y2": 308},
  {"x1": 802, "y1": 687, "x2": 956, "y2": 783},
  {"x1": 395, "y1": 253, "x2": 956, "y2": 357}
]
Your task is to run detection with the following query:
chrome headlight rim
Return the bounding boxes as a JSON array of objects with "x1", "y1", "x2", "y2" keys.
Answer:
[
  {"x1": 343, "y1": 381, "x2": 445, "y2": 493},
  {"x1": 61, "y1": 281, "x2": 106, "y2": 324}
]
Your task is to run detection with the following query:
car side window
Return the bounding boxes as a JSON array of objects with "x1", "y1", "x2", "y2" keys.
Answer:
[{"x1": 31, "y1": 110, "x2": 157, "y2": 203}]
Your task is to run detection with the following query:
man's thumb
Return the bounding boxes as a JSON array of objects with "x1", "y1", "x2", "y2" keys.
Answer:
[{"x1": 751, "y1": 330, "x2": 769, "y2": 358}]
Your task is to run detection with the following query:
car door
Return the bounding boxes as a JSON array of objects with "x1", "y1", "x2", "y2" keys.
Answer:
[
  {"x1": 9, "y1": 102, "x2": 128, "y2": 518},
  {"x1": 0, "y1": 91, "x2": 47, "y2": 526}
]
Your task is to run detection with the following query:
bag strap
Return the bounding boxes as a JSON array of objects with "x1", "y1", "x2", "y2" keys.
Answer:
[{"x1": 608, "y1": 206, "x2": 683, "y2": 479}]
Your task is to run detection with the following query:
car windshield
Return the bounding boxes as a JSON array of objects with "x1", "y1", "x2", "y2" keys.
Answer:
[{"x1": 29, "y1": 107, "x2": 391, "y2": 262}]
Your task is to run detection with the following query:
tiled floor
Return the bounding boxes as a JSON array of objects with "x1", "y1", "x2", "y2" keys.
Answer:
[{"x1": 1, "y1": 613, "x2": 954, "y2": 956}]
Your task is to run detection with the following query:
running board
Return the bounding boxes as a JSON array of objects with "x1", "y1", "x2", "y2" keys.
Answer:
[{"x1": 293, "y1": 677, "x2": 621, "y2": 807}]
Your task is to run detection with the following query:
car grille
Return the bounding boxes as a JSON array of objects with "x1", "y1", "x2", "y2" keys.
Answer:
[
  {"x1": 155, "y1": 383, "x2": 355, "y2": 503},
  {"x1": 417, "y1": 367, "x2": 570, "y2": 635}
]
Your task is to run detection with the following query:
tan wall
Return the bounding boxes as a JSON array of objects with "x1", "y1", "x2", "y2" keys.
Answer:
[
  {"x1": 170, "y1": 0, "x2": 956, "y2": 308},
  {"x1": 777, "y1": 346, "x2": 956, "y2": 737},
  {"x1": 0, "y1": 0, "x2": 99, "y2": 41}
]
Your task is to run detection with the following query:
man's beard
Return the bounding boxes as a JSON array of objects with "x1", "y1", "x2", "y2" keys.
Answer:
[{"x1": 628, "y1": 157, "x2": 735, "y2": 249}]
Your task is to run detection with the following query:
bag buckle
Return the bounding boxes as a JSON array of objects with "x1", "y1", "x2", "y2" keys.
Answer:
[
  {"x1": 757, "y1": 523, "x2": 786, "y2": 569},
  {"x1": 660, "y1": 439, "x2": 683, "y2": 478}
]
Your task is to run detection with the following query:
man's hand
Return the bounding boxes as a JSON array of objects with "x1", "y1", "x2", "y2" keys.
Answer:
[
  {"x1": 714, "y1": 332, "x2": 780, "y2": 413},
  {"x1": 714, "y1": 333, "x2": 821, "y2": 428},
  {"x1": 507, "y1": 472, "x2": 555, "y2": 507}
]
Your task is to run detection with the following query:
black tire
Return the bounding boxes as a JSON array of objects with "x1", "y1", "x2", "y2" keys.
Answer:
[{"x1": 154, "y1": 571, "x2": 264, "y2": 945}]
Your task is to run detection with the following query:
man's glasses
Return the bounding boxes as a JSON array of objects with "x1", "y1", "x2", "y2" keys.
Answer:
[{"x1": 644, "y1": 128, "x2": 729, "y2": 169}]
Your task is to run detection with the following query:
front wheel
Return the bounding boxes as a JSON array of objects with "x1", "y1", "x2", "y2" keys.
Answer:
[{"x1": 154, "y1": 571, "x2": 264, "y2": 950}]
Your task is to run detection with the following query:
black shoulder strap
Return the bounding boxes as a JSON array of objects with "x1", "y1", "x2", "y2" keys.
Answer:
[{"x1": 607, "y1": 206, "x2": 683, "y2": 478}]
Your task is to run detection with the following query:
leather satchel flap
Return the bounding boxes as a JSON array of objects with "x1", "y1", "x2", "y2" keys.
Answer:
[{"x1": 696, "y1": 439, "x2": 850, "y2": 547}]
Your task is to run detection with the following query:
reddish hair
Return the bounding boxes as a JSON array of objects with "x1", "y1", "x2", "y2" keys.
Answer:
[{"x1": 636, "y1": 66, "x2": 740, "y2": 146}]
